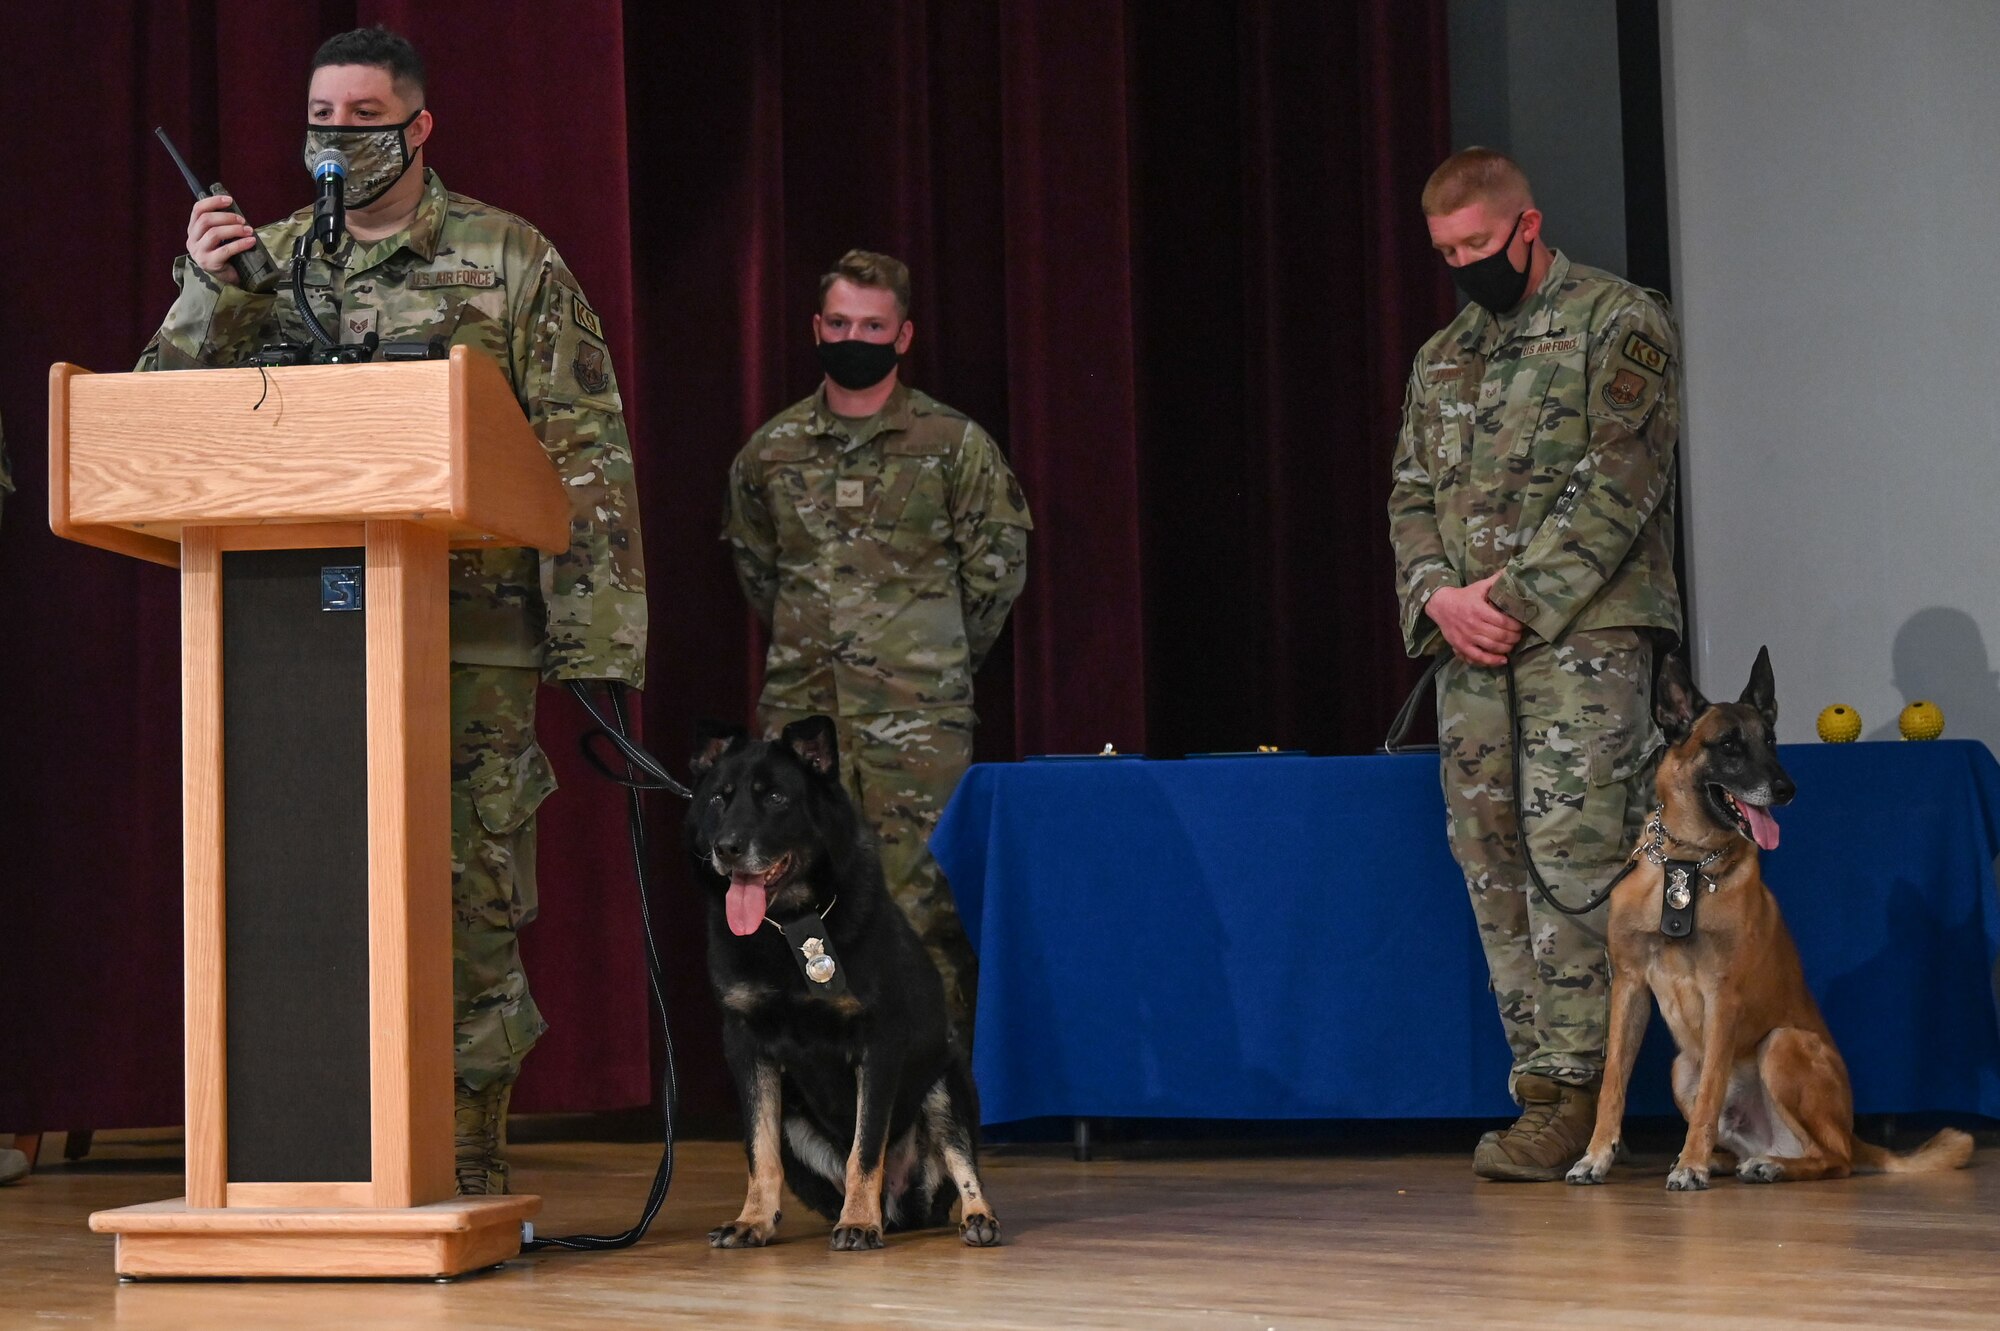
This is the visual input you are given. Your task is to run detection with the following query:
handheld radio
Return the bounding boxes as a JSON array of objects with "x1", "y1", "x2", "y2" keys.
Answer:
[{"x1": 154, "y1": 126, "x2": 281, "y2": 293}]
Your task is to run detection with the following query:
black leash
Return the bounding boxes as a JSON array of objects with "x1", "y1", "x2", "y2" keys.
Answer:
[
  {"x1": 1383, "y1": 652, "x2": 1626, "y2": 930},
  {"x1": 1505, "y1": 658, "x2": 1631, "y2": 939},
  {"x1": 571, "y1": 682, "x2": 693, "y2": 798},
  {"x1": 1380, "y1": 655, "x2": 1445, "y2": 754},
  {"x1": 520, "y1": 681, "x2": 689, "y2": 1253}
]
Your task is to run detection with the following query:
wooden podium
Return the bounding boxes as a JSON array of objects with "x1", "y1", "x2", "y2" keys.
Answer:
[{"x1": 49, "y1": 347, "x2": 563, "y2": 1278}]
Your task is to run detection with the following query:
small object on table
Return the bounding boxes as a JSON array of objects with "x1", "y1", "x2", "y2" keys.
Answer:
[
  {"x1": 1900, "y1": 700, "x2": 1945, "y2": 741},
  {"x1": 1100, "y1": 743, "x2": 1118, "y2": 756},
  {"x1": 1817, "y1": 704, "x2": 1862, "y2": 743}
]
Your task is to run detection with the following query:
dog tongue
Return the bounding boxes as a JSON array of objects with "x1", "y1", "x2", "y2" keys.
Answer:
[
  {"x1": 726, "y1": 878, "x2": 768, "y2": 936},
  {"x1": 1740, "y1": 801, "x2": 1781, "y2": 852}
]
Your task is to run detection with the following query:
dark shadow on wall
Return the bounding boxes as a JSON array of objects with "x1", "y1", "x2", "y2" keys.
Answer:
[{"x1": 1862, "y1": 607, "x2": 2000, "y2": 751}]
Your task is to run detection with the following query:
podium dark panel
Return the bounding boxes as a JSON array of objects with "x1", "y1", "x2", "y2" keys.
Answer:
[{"x1": 222, "y1": 548, "x2": 372, "y2": 1183}]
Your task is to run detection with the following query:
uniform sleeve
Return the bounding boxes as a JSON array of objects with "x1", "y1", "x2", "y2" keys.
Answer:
[
  {"x1": 1387, "y1": 367, "x2": 1453, "y2": 658},
  {"x1": 1485, "y1": 297, "x2": 1679, "y2": 645},
  {"x1": 517, "y1": 248, "x2": 648, "y2": 687},
  {"x1": 950, "y1": 423, "x2": 1033, "y2": 671},
  {"x1": 721, "y1": 445, "x2": 780, "y2": 631},
  {"x1": 135, "y1": 255, "x2": 279, "y2": 371}
]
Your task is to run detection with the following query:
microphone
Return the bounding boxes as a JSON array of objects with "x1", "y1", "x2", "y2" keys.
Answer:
[{"x1": 309, "y1": 147, "x2": 348, "y2": 251}]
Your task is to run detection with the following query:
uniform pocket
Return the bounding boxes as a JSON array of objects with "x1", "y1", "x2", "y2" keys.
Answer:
[
  {"x1": 874, "y1": 436, "x2": 952, "y2": 542},
  {"x1": 1506, "y1": 354, "x2": 1568, "y2": 458},
  {"x1": 1589, "y1": 716, "x2": 1661, "y2": 787},
  {"x1": 470, "y1": 741, "x2": 558, "y2": 837},
  {"x1": 757, "y1": 442, "x2": 838, "y2": 548},
  {"x1": 1514, "y1": 629, "x2": 1661, "y2": 867},
  {"x1": 1427, "y1": 394, "x2": 1467, "y2": 472}
]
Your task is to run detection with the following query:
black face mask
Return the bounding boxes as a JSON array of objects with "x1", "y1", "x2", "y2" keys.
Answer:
[
  {"x1": 817, "y1": 336, "x2": 901, "y2": 391},
  {"x1": 1450, "y1": 212, "x2": 1531, "y2": 316}
]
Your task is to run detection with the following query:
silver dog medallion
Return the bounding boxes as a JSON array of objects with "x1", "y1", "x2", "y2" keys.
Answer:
[
  {"x1": 1666, "y1": 868, "x2": 1692, "y2": 911},
  {"x1": 801, "y1": 937, "x2": 837, "y2": 985}
]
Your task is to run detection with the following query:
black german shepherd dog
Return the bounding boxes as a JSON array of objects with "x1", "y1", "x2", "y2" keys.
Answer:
[{"x1": 687, "y1": 715, "x2": 1000, "y2": 1251}]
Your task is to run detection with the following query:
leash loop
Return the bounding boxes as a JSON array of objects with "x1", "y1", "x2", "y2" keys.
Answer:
[{"x1": 1505, "y1": 657, "x2": 1629, "y2": 939}]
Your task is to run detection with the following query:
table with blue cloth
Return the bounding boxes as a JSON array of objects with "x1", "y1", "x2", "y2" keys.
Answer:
[{"x1": 930, "y1": 740, "x2": 2000, "y2": 1128}]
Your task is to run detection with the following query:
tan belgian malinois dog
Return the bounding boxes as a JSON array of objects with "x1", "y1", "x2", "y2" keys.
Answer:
[{"x1": 1567, "y1": 648, "x2": 1974, "y2": 1190}]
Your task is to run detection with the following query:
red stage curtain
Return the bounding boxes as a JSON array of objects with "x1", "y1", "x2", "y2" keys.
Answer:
[{"x1": 0, "y1": 0, "x2": 1450, "y2": 1131}]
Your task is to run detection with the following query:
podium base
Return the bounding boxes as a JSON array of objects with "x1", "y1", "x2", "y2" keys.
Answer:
[{"x1": 89, "y1": 1194, "x2": 541, "y2": 1279}]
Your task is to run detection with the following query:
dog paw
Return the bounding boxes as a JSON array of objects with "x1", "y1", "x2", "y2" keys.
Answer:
[
  {"x1": 1565, "y1": 1156, "x2": 1611, "y2": 1185},
  {"x1": 959, "y1": 1213, "x2": 1002, "y2": 1247},
  {"x1": 707, "y1": 1218, "x2": 777, "y2": 1248},
  {"x1": 829, "y1": 1223, "x2": 884, "y2": 1251},
  {"x1": 1737, "y1": 1157, "x2": 1785, "y2": 1184},
  {"x1": 1665, "y1": 1165, "x2": 1710, "y2": 1192}
]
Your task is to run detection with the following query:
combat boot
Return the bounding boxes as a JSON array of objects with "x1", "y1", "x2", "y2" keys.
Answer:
[
  {"x1": 454, "y1": 1079, "x2": 514, "y2": 1196},
  {"x1": 0, "y1": 1147, "x2": 28, "y2": 1186},
  {"x1": 1472, "y1": 1073, "x2": 1597, "y2": 1181}
]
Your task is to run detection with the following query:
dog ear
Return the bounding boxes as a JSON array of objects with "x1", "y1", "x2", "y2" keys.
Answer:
[
  {"x1": 1654, "y1": 653, "x2": 1708, "y2": 743},
  {"x1": 690, "y1": 721, "x2": 747, "y2": 778},
  {"x1": 780, "y1": 714, "x2": 840, "y2": 778},
  {"x1": 1740, "y1": 645, "x2": 1778, "y2": 729}
]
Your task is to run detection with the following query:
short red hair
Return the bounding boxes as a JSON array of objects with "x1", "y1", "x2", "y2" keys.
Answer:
[{"x1": 1422, "y1": 148, "x2": 1534, "y2": 217}]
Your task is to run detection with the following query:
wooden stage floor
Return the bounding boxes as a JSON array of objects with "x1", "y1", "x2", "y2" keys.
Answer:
[{"x1": 5, "y1": 1129, "x2": 1998, "y2": 1329}]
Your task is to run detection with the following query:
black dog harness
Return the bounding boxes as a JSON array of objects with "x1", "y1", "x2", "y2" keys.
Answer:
[{"x1": 766, "y1": 897, "x2": 849, "y2": 997}]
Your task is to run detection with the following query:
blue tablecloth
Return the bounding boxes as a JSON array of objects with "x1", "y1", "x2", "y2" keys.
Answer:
[{"x1": 931, "y1": 741, "x2": 2000, "y2": 1126}]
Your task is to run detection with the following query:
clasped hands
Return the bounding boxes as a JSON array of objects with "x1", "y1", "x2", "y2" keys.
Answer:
[{"x1": 1425, "y1": 571, "x2": 1523, "y2": 668}]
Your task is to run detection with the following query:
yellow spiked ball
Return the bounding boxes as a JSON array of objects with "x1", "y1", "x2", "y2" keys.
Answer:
[
  {"x1": 1899, "y1": 700, "x2": 1945, "y2": 741},
  {"x1": 1817, "y1": 705, "x2": 1862, "y2": 743}
]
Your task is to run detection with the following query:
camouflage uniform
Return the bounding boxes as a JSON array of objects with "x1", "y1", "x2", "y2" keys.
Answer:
[
  {"x1": 138, "y1": 170, "x2": 647, "y2": 1188},
  {"x1": 1388, "y1": 250, "x2": 1681, "y2": 1096},
  {"x1": 723, "y1": 383, "x2": 1031, "y2": 1035}
]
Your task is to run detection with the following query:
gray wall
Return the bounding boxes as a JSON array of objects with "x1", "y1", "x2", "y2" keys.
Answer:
[
  {"x1": 1663, "y1": 1, "x2": 2000, "y2": 748},
  {"x1": 1448, "y1": 0, "x2": 1628, "y2": 276}
]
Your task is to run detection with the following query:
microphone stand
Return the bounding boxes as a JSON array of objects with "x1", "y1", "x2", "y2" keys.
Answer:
[{"x1": 292, "y1": 182, "x2": 345, "y2": 350}]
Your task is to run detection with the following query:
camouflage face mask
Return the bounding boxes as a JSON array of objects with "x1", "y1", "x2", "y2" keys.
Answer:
[{"x1": 302, "y1": 108, "x2": 423, "y2": 208}]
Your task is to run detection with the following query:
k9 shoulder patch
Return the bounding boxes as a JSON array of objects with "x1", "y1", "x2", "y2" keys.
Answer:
[
  {"x1": 1621, "y1": 330, "x2": 1669, "y2": 375},
  {"x1": 572, "y1": 295, "x2": 605, "y2": 340}
]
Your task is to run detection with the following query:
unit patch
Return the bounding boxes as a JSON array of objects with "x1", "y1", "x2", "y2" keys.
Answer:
[
  {"x1": 573, "y1": 341, "x2": 610, "y2": 395},
  {"x1": 1603, "y1": 368, "x2": 1648, "y2": 411},
  {"x1": 1622, "y1": 330, "x2": 1669, "y2": 374}
]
